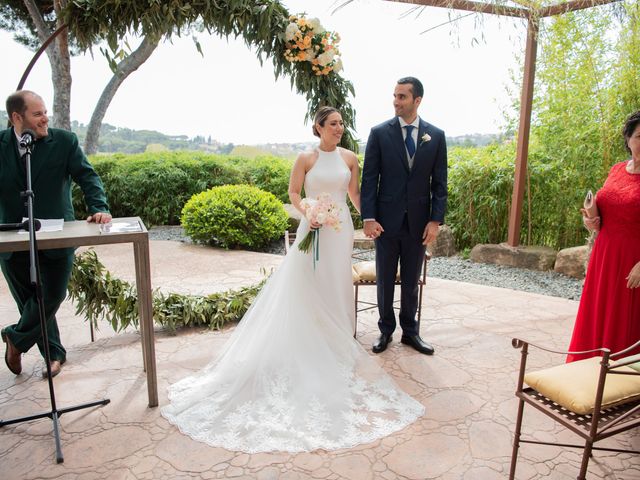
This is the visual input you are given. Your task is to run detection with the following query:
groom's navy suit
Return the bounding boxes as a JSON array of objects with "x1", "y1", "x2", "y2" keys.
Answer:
[{"x1": 361, "y1": 116, "x2": 447, "y2": 336}]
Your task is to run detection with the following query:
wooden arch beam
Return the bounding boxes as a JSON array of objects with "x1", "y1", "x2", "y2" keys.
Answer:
[{"x1": 384, "y1": 0, "x2": 530, "y2": 17}]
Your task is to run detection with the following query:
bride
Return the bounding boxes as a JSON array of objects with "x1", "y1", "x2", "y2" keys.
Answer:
[{"x1": 161, "y1": 107, "x2": 425, "y2": 453}]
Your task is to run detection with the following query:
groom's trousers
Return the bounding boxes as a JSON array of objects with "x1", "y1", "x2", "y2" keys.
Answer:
[{"x1": 375, "y1": 215, "x2": 426, "y2": 337}]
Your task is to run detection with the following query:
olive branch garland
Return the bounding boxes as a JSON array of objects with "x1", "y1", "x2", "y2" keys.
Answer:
[{"x1": 68, "y1": 249, "x2": 265, "y2": 334}]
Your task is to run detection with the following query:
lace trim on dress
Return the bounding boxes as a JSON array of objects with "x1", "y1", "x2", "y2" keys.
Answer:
[{"x1": 163, "y1": 364, "x2": 424, "y2": 453}]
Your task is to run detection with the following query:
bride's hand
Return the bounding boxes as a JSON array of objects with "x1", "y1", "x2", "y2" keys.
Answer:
[{"x1": 310, "y1": 220, "x2": 322, "y2": 230}]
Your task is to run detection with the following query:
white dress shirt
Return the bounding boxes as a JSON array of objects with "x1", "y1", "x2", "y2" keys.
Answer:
[{"x1": 14, "y1": 130, "x2": 27, "y2": 158}]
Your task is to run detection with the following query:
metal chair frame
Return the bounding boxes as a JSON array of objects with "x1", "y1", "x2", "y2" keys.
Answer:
[{"x1": 510, "y1": 338, "x2": 640, "y2": 480}]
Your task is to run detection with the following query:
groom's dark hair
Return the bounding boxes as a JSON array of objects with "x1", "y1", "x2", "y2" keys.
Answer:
[{"x1": 397, "y1": 77, "x2": 424, "y2": 99}]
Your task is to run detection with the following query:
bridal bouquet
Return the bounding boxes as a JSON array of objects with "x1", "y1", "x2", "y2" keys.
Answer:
[
  {"x1": 298, "y1": 193, "x2": 342, "y2": 266},
  {"x1": 283, "y1": 14, "x2": 343, "y2": 76}
]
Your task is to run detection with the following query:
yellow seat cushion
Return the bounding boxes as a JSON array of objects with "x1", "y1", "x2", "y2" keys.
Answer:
[
  {"x1": 352, "y1": 265, "x2": 360, "y2": 282},
  {"x1": 352, "y1": 261, "x2": 400, "y2": 282},
  {"x1": 524, "y1": 356, "x2": 640, "y2": 415}
]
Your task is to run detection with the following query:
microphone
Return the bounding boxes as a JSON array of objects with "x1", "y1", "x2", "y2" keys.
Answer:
[
  {"x1": 0, "y1": 219, "x2": 41, "y2": 232},
  {"x1": 19, "y1": 129, "x2": 36, "y2": 148}
]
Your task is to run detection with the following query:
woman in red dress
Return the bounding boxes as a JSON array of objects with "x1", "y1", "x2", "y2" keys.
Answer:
[{"x1": 567, "y1": 111, "x2": 640, "y2": 362}]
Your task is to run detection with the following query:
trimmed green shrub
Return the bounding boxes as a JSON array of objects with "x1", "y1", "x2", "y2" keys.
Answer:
[
  {"x1": 227, "y1": 155, "x2": 293, "y2": 203},
  {"x1": 181, "y1": 185, "x2": 289, "y2": 249},
  {"x1": 73, "y1": 152, "x2": 292, "y2": 226}
]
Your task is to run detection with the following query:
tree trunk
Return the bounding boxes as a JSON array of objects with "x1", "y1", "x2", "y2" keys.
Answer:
[
  {"x1": 51, "y1": 0, "x2": 71, "y2": 130},
  {"x1": 22, "y1": 0, "x2": 72, "y2": 130},
  {"x1": 84, "y1": 36, "x2": 159, "y2": 154}
]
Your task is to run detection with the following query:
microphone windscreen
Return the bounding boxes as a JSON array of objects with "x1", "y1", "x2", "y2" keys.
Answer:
[{"x1": 23, "y1": 219, "x2": 42, "y2": 231}]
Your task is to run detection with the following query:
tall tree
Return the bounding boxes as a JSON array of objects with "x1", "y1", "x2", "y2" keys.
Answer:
[
  {"x1": 0, "y1": 0, "x2": 158, "y2": 149},
  {"x1": 1, "y1": 0, "x2": 72, "y2": 129},
  {"x1": 83, "y1": 36, "x2": 158, "y2": 154}
]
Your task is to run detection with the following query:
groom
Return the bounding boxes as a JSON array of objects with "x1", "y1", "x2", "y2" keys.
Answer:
[{"x1": 361, "y1": 76, "x2": 448, "y2": 355}]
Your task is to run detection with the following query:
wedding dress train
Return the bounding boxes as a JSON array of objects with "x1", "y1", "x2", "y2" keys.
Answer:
[{"x1": 161, "y1": 148, "x2": 424, "y2": 453}]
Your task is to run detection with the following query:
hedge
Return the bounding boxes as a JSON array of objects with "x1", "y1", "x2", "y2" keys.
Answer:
[{"x1": 73, "y1": 151, "x2": 291, "y2": 226}]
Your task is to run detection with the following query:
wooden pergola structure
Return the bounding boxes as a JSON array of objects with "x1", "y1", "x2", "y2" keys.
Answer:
[{"x1": 387, "y1": 0, "x2": 621, "y2": 247}]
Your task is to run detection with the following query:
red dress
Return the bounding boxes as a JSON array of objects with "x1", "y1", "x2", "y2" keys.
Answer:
[{"x1": 567, "y1": 161, "x2": 640, "y2": 362}]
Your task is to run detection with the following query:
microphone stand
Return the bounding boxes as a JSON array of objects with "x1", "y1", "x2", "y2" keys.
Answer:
[{"x1": 0, "y1": 140, "x2": 110, "y2": 463}]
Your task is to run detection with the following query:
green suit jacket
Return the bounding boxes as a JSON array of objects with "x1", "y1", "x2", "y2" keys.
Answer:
[{"x1": 0, "y1": 127, "x2": 109, "y2": 259}]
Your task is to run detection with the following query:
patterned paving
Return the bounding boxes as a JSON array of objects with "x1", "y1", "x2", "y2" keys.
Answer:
[{"x1": 1, "y1": 241, "x2": 638, "y2": 479}]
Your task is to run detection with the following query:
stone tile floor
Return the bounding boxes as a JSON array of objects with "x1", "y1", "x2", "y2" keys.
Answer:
[{"x1": 0, "y1": 241, "x2": 638, "y2": 479}]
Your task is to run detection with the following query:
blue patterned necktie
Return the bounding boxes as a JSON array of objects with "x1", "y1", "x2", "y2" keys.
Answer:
[{"x1": 404, "y1": 125, "x2": 416, "y2": 158}]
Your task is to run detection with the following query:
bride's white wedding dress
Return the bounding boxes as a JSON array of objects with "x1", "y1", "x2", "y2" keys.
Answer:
[{"x1": 161, "y1": 148, "x2": 424, "y2": 453}]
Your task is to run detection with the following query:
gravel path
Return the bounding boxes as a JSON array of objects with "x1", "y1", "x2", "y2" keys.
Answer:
[{"x1": 148, "y1": 226, "x2": 583, "y2": 301}]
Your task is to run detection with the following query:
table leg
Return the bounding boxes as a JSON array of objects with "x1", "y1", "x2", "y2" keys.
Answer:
[{"x1": 134, "y1": 237, "x2": 158, "y2": 408}]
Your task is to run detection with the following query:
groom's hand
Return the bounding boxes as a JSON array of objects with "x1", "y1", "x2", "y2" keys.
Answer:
[
  {"x1": 364, "y1": 220, "x2": 384, "y2": 239},
  {"x1": 422, "y1": 221, "x2": 440, "y2": 246}
]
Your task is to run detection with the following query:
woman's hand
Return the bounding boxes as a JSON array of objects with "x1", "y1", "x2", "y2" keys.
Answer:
[
  {"x1": 580, "y1": 210, "x2": 600, "y2": 232},
  {"x1": 310, "y1": 220, "x2": 322, "y2": 230},
  {"x1": 627, "y1": 262, "x2": 640, "y2": 289}
]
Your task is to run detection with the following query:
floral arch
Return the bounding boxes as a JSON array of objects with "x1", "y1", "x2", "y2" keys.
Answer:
[{"x1": 63, "y1": 0, "x2": 357, "y2": 150}]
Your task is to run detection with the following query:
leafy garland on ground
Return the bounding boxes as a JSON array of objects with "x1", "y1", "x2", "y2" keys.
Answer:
[
  {"x1": 62, "y1": 0, "x2": 357, "y2": 151},
  {"x1": 68, "y1": 250, "x2": 265, "y2": 333}
]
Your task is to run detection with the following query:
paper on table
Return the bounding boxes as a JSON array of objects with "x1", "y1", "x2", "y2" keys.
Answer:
[
  {"x1": 582, "y1": 190, "x2": 599, "y2": 218},
  {"x1": 18, "y1": 218, "x2": 64, "y2": 234},
  {"x1": 99, "y1": 220, "x2": 143, "y2": 234}
]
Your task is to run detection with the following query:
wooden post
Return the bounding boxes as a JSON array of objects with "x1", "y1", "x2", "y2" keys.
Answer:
[{"x1": 507, "y1": 15, "x2": 538, "y2": 247}]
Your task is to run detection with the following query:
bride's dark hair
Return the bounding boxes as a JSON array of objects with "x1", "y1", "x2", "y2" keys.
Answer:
[{"x1": 312, "y1": 106, "x2": 340, "y2": 137}]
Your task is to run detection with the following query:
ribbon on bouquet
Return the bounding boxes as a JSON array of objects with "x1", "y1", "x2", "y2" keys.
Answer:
[{"x1": 312, "y1": 229, "x2": 320, "y2": 270}]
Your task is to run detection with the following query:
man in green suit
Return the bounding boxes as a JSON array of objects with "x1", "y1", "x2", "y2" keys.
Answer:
[{"x1": 0, "y1": 90, "x2": 112, "y2": 378}]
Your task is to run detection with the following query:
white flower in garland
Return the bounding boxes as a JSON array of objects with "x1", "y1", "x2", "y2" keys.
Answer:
[
  {"x1": 308, "y1": 17, "x2": 325, "y2": 34},
  {"x1": 283, "y1": 14, "x2": 342, "y2": 76},
  {"x1": 317, "y1": 50, "x2": 335, "y2": 67},
  {"x1": 285, "y1": 22, "x2": 300, "y2": 41}
]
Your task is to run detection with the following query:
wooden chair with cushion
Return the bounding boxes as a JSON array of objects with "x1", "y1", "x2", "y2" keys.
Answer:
[
  {"x1": 510, "y1": 338, "x2": 640, "y2": 480},
  {"x1": 284, "y1": 231, "x2": 430, "y2": 337}
]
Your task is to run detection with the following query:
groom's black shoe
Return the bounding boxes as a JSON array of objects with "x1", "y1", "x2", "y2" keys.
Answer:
[
  {"x1": 372, "y1": 333, "x2": 393, "y2": 354},
  {"x1": 401, "y1": 335, "x2": 435, "y2": 355}
]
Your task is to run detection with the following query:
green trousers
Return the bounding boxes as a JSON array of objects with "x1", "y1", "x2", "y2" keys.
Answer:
[{"x1": 0, "y1": 251, "x2": 74, "y2": 362}]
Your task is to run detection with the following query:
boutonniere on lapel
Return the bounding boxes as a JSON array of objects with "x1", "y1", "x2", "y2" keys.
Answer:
[{"x1": 420, "y1": 133, "x2": 431, "y2": 146}]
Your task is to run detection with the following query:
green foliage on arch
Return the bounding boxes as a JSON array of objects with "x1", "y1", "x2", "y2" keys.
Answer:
[{"x1": 62, "y1": 0, "x2": 357, "y2": 150}]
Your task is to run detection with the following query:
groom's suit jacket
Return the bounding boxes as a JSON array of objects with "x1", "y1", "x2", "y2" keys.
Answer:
[
  {"x1": 361, "y1": 116, "x2": 447, "y2": 238},
  {"x1": 0, "y1": 127, "x2": 109, "y2": 259}
]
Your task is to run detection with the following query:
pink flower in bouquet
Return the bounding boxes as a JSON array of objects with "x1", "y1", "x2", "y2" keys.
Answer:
[
  {"x1": 300, "y1": 193, "x2": 342, "y2": 233},
  {"x1": 298, "y1": 193, "x2": 342, "y2": 262}
]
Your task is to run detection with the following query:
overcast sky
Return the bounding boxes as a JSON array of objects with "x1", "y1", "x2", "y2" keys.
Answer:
[{"x1": 0, "y1": 0, "x2": 527, "y2": 145}]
